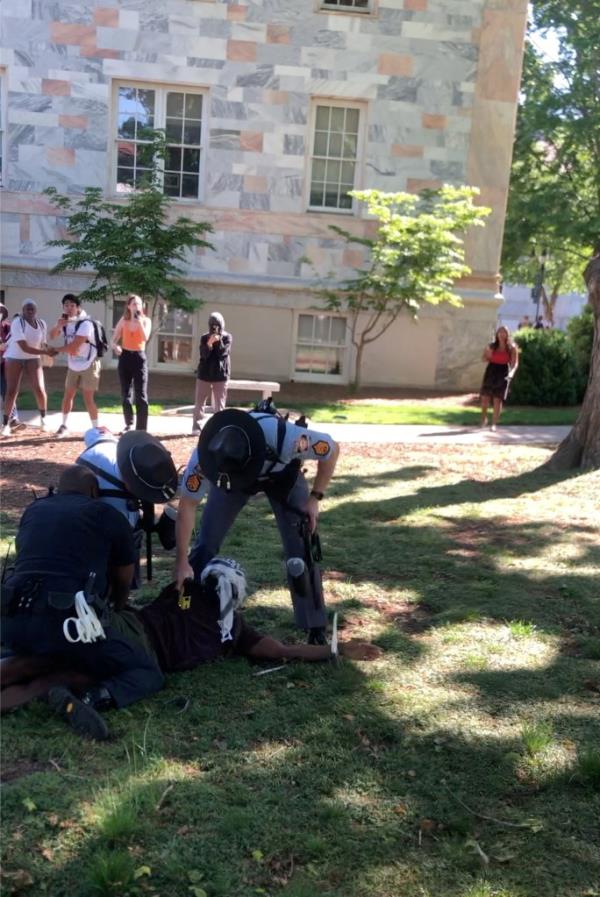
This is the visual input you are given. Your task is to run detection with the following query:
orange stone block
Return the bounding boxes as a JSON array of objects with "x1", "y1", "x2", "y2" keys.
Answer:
[
  {"x1": 227, "y1": 4, "x2": 247, "y2": 21},
  {"x1": 46, "y1": 147, "x2": 76, "y2": 166},
  {"x1": 19, "y1": 215, "x2": 30, "y2": 243},
  {"x1": 343, "y1": 248, "x2": 365, "y2": 268},
  {"x1": 391, "y1": 144, "x2": 424, "y2": 158},
  {"x1": 243, "y1": 175, "x2": 268, "y2": 193},
  {"x1": 267, "y1": 23, "x2": 290, "y2": 44},
  {"x1": 407, "y1": 177, "x2": 442, "y2": 192},
  {"x1": 227, "y1": 40, "x2": 257, "y2": 62},
  {"x1": 264, "y1": 90, "x2": 288, "y2": 105},
  {"x1": 42, "y1": 79, "x2": 71, "y2": 96},
  {"x1": 50, "y1": 22, "x2": 95, "y2": 45},
  {"x1": 240, "y1": 131, "x2": 263, "y2": 152},
  {"x1": 94, "y1": 7, "x2": 119, "y2": 26},
  {"x1": 80, "y1": 45, "x2": 121, "y2": 58},
  {"x1": 422, "y1": 113, "x2": 447, "y2": 129},
  {"x1": 378, "y1": 53, "x2": 413, "y2": 77},
  {"x1": 404, "y1": 0, "x2": 427, "y2": 9},
  {"x1": 59, "y1": 114, "x2": 89, "y2": 129}
]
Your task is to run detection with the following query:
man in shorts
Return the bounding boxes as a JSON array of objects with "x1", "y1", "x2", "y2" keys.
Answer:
[{"x1": 50, "y1": 294, "x2": 101, "y2": 437}]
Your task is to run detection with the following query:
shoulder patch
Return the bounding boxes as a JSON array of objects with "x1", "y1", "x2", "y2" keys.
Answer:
[
  {"x1": 312, "y1": 439, "x2": 330, "y2": 457},
  {"x1": 185, "y1": 472, "x2": 202, "y2": 493}
]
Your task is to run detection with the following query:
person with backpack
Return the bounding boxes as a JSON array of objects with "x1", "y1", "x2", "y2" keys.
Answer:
[
  {"x1": 174, "y1": 403, "x2": 340, "y2": 645},
  {"x1": 0, "y1": 303, "x2": 25, "y2": 433},
  {"x1": 1, "y1": 299, "x2": 53, "y2": 437},
  {"x1": 110, "y1": 294, "x2": 152, "y2": 432},
  {"x1": 50, "y1": 294, "x2": 106, "y2": 437}
]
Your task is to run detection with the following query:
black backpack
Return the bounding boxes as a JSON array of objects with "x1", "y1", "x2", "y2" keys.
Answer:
[{"x1": 73, "y1": 318, "x2": 109, "y2": 358}]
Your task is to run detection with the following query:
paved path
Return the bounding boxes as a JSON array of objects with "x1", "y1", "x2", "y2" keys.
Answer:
[{"x1": 7, "y1": 410, "x2": 570, "y2": 446}]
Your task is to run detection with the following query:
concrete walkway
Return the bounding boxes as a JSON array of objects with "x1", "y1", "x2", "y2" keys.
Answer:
[{"x1": 7, "y1": 409, "x2": 571, "y2": 446}]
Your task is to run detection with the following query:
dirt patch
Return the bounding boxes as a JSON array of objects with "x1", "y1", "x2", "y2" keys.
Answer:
[{"x1": 0, "y1": 759, "x2": 49, "y2": 784}]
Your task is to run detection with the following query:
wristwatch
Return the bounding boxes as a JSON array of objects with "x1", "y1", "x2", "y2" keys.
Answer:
[{"x1": 310, "y1": 489, "x2": 324, "y2": 501}]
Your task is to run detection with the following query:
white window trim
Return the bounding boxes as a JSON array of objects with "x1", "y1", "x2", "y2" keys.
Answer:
[
  {"x1": 0, "y1": 68, "x2": 7, "y2": 189},
  {"x1": 290, "y1": 310, "x2": 351, "y2": 384},
  {"x1": 318, "y1": 0, "x2": 376, "y2": 14},
  {"x1": 305, "y1": 97, "x2": 367, "y2": 216},
  {"x1": 153, "y1": 302, "x2": 198, "y2": 373},
  {"x1": 109, "y1": 79, "x2": 209, "y2": 204}
]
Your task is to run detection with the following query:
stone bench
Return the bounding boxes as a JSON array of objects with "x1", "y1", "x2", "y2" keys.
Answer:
[{"x1": 162, "y1": 379, "x2": 280, "y2": 416}]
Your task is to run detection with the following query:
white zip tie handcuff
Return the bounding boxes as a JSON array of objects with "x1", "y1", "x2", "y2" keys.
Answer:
[{"x1": 63, "y1": 591, "x2": 106, "y2": 644}]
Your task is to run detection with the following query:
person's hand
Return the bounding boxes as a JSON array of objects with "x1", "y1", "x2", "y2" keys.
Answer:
[
  {"x1": 207, "y1": 334, "x2": 220, "y2": 348},
  {"x1": 175, "y1": 559, "x2": 194, "y2": 593},
  {"x1": 112, "y1": 345, "x2": 122, "y2": 356},
  {"x1": 305, "y1": 494, "x2": 320, "y2": 533},
  {"x1": 339, "y1": 640, "x2": 384, "y2": 661},
  {"x1": 45, "y1": 347, "x2": 59, "y2": 357}
]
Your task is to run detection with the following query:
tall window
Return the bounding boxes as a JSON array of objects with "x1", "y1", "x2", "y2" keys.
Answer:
[
  {"x1": 308, "y1": 104, "x2": 361, "y2": 212},
  {"x1": 157, "y1": 305, "x2": 194, "y2": 366},
  {"x1": 115, "y1": 84, "x2": 204, "y2": 199},
  {"x1": 0, "y1": 70, "x2": 5, "y2": 186},
  {"x1": 321, "y1": 0, "x2": 371, "y2": 10},
  {"x1": 295, "y1": 313, "x2": 347, "y2": 378}
]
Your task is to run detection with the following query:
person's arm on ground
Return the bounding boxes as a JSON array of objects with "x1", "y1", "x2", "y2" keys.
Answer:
[
  {"x1": 305, "y1": 440, "x2": 340, "y2": 532},
  {"x1": 247, "y1": 635, "x2": 383, "y2": 662},
  {"x1": 175, "y1": 496, "x2": 197, "y2": 590}
]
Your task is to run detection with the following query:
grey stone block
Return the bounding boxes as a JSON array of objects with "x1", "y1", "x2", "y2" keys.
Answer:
[
  {"x1": 283, "y1": 134, "x2": 304, "y2": 156},
  {"x1": 377, "y1": 78, "x2": 420, "y2": 103},
  {"x1": 240, "y1": 192, "x2": 270, "y2": 211}
]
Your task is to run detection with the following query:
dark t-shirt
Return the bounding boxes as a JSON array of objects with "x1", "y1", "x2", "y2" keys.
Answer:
[
  {"x1": 11, "y1": 492, "x2": 136, "y2": 596},
  {"x1": 137, "y1": 583, "x2": 262, "y2": 672}
]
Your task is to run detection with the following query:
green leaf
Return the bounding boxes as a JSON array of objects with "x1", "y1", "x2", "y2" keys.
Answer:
[
  {"x1": 251, "y1": 849, "x2": 264, "y2": 863},
  {"x1": 22, "y1": 797, "x2": 37, "y2": 812},
  {"x1": 134, "y1": 865, "x2": 152, "y2": 879}
]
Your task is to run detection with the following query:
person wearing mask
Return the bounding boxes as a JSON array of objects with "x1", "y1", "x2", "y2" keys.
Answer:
[
  {"x1": 110, "y1": 294, "x2": 152, "y2": 432},
  {"x1": 1, "y1": 299, "x2": 52, "y2": 437},
  {"x1": 480, "y1": 326, "x2": 519, "y2": 431},
  {"x1": 192, "y1": 311, "x2": 232, "y2": 435},
  {"x1": 50, "y1": 293, "x2": 101, "y2": 438},
  {"x1": 0, "y1": 303, "x2": 24, "y2": 432}
]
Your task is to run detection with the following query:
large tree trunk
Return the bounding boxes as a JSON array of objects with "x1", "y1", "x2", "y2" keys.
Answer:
[
  {"x1": 546, "y1": 254, "x2": 600, "y2": 470},
  {"x1": 352, "y1": 342, "x2": 365, "y2": 392}
]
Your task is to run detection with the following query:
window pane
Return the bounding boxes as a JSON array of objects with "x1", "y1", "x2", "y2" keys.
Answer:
[
  {"x1": 136, "y1": 89, "x2": 155, "y2": 128},
  {"x1": 345, "y1": 108, "x2": 360, "y2": 132},
  {"x1": 166, "y1": 92, "x2": 183, "y2": 117},
  {"x1": 331, "y1": 317, "x2": 346, "y2": 343},
  {"x1": 314, "y1": 316, "x2": 330, "y2": 343},
  {"x1": 157, "y1": 336, "x2": 193, "y2": 364},
  {"x1": 185, "y1": 93, "x2": 203, "y2": 118},
  {"x1": 166, "y1": 117, "x2": 183, "y2": 142},
  {"x1": 117, "y1": 142, "x2": 135, "y2": 166},
  {"x1": 166, "y1": 146, "x2": 182, "y2": 171},
  {"x1": 181, "y1": 173, "x2": 199, "y2": 198},
  {"x1": 341, "y1": 161, "x2": 355, "y2": 182},
  {"x1": 315, "y1": 106, "x2": 330, "y2": 129},
  {"x1": 342, "y1": 135, "x2": 357, "y2": 159},
  {"x1": 324, "y1": 189, "x2": 339, "y2": 207},
  {"x1": 312, "y1": 159, "x2": 326, "y2": 181},
  {"x1": 309, "y1": 184, "x2": 324, "y2": 206},
  {"x1": 183, "y1": 122, "x2": 202, "y2": 145},
  {"x1": 298, "y1": 315, "x2": 314, "y2": 340},
  {"x1": 117, "y1": 167, "x2": 135, "y2": 188},
  {"x1": 330, "y1": 107, "x2": 345, "y2": 131},
  {"x1": 118, "y1": 115, "x2": 135, "y2": 139},
  {"x1": 183, "y1": 148, "x2": 200, "y2": 174},
  {"x1": 326, "y1": 160, "x2": 341, "y2": 183},
  {"x1": 136, "y1": 143, "x2": 155, "y2": 168},
  {"x1": 328, "y1": 132, "x2": 342, "y2": 157},
  {"x1": 164, "y1": 173, "x2": 180, "y2": 197},
  {"x1": 339, "y1": 191, "x2": 353, "y2": 209},
  {"x1": 313, "y1": 131, "x2": 328, "y2": 156}
]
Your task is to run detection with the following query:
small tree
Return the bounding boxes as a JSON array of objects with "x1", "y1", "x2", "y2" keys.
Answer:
[
  {"x1": 319, "y1": 186, "x2": 489, "y2": 390},
  {"x1": 44, "y1": 146, "x2": 214, "y2": 334}
]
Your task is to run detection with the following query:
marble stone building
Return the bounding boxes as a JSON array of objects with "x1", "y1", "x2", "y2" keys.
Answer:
[{"x1": 0, "y1": 0, "x2": 527, "y2": 388}]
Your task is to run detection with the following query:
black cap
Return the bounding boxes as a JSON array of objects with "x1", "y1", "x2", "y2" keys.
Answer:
[
  {"x1": 117, "y1": 432, "x2": 178, "y2": 503},
  {"x1": 198, "y1": 409, "x2": 266, "y2": 491}
]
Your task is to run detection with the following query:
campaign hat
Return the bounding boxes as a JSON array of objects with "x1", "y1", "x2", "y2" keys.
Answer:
[
  {"x1": 198, "y1": 409, "x2": 265, "y2": 491},
  {"x1": 117, "y1": 431, "x2": 178, "y2": 503}
]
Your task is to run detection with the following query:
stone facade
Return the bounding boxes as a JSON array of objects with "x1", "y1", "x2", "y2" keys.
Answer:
[{"x1": 0, "y1": 0, "x2": 527, "y2": 388}]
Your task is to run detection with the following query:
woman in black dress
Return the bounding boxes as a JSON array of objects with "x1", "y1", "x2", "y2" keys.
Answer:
[{"x1": 480, "y1": 326, "x2": 519, "y2": 431}]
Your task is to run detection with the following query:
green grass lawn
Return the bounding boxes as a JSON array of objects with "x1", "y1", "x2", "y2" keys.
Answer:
[
  {"x1": 16, "y1": 390, "x2": 580, "y2": 426},
  {"x1": 1, "y1": 443, "x2": 599, "y2": 897}
]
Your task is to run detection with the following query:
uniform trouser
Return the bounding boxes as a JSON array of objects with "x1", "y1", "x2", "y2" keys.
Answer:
[
  {"x1": 193, "y1": 379, "x2": 227, "y2": 422},
  {"x1": 1, "y1": 614, "x2": 164, "y2": 709},
  {"x1": 189, "y1": 473, "x2": 327, "y2": 630},
  {"x1": 118, "y1": 350, "x2": 148, "y2": 431}
]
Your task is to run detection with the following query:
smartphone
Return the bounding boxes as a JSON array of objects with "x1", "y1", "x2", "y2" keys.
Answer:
[{"x1": 62, "y1": 313, "x2": 69, "y2": 320}]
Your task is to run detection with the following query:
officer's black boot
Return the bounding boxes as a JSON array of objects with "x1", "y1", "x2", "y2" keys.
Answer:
[
  {"x1": 307, "y1": 627, "x2": 328, "y2": 646},
  {"x1": 47, "y1": 686, "x2": 111, "y2": 741}
]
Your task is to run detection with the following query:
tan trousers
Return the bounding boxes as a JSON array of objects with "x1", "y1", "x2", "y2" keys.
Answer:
[{"x1": 193, "y1": 379, "x2": 228, "y2": 422}]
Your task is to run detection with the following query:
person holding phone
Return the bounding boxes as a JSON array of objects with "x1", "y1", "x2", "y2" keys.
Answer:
[
  {"x1": 111, "y1": 294, "x2": 152, "y2": 432},
  {"x1": 192, "y1": 311, "x2": 232, "y2": 434}
]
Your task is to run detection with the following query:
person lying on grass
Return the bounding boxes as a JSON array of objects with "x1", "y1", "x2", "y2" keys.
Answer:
[{"x1": 1, "y1": 557, "x2": 382, "y2": 740}]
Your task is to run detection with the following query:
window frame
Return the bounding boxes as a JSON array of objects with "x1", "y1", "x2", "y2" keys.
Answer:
[
  {"x1": 291, "y1": 311, "x2": 350, "y2": 384},
  {"x1": 319, "y1": 0, "x2": 374, "y2": 13},
  {"x1": 0, "y1": 68, "x2": 7, "y2": 188},
  {"x1": 109, "y1": 80, "x2": 208, "y2": 203},
  {"x1": 154, "y1": 301, "x2": 197, "y2": 371},
  {"x1": 305, "y1": 98, "x2": 367, "y2": 216}
]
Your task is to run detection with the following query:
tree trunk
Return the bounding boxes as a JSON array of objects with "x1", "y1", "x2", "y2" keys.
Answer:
[
  {"x1": 546, "y1": 254, "x2": 600, "y2": 470},
  {"x1": 352, "y1": 342, "x2": 364, "y2": 393}
]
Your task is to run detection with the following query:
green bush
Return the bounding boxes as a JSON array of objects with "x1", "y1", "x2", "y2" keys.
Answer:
[
  {"x1": 509, "y1": 328, "x2": 580, "y2": 406},
  {"x1": 566, "y1": 304, "x2": 594, "y2": 399}
]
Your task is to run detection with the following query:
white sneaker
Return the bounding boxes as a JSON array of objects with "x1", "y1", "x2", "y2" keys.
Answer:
[
  {"x1": 491, "y1": 424, "x2": 497, "y2": 432},
  {"x1": 39, "y1": 417, "x2": 48, "y2": 431},
  {"x1": 1, "y1": 424, "x2": 12, "y2": 437},
  {"x1": 55, "y1": 424, "x2": 69, "y2": 438}
]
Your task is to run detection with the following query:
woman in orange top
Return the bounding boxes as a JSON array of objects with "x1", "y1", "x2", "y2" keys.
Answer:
[
  {"x1": 111, "y1": 295, "x2": 152, "y2": 432},
  {"x1": 480, "y1": 326, "x2": 519, "y2": 431}
]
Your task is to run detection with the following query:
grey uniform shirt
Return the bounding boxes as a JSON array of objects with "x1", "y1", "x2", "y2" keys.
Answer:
[{"x1": 180, "y1": 414, "x2": 335, "y2": 503}]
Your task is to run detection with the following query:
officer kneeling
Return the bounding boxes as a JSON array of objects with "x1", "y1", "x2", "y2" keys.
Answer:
[
  {"x1": 1, "y1": 466, "x2": 165, "y2": 740},
  {"x1": 175, "y1": 402, "x2": 340, "y2": 643}
]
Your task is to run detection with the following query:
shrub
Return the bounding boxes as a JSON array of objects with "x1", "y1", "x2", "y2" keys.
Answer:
[
  {"x1": 509, "y1": 328, "x2": 580, "y2": 406},
  {"x1": 566, "y1": 304, "x2": 594, "y2": 399}
]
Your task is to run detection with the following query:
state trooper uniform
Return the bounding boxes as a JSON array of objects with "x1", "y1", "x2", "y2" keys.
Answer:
[{"x1": 180, "y1": 407, "x2": 337, "y2": 638}]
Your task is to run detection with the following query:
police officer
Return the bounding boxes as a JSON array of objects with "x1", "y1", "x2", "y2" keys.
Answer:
[
  {"x1": 1, "y1": 466, "x2": 165, "y2": 740},
  {"x1": 175, "y1": 404, "x2": 340, "y2": 643}
]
